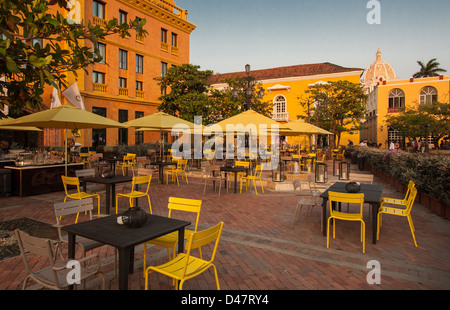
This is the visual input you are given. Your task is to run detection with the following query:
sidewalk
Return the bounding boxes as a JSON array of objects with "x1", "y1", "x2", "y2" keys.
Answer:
[{"x1": 0, "y1": 161, "x2": 449, "y2": 290}]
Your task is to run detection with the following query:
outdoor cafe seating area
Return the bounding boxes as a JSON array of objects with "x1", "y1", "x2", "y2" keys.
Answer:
[{"x1": 0, "y1": 108, "x2": 449, "y2": 291}]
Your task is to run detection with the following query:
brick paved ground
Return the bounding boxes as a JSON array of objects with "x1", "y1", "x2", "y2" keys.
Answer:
[{"x1": 0, "y1": 160, "x2": 449, "y2": 293}]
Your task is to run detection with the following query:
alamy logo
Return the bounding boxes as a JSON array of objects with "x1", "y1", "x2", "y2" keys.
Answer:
[
  {"x1": 366, "y1": 260, "x2": 381, "y2": 284},
  {"x1": 66, "y1": 0, "x2": 81, "y2": 24},
  {"x1": 366, "y1": 0, "x2": 381, "y2": 25},
  {"x1": 66, "y1": 260, "x2": 81, "y2": 285}
]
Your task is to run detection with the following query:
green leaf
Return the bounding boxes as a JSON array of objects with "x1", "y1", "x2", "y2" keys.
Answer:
[{"x1": 6, "y1": 57, "x2": 20, "y2": 73}]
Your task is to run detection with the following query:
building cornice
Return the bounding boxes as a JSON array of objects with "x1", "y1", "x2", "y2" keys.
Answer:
[
  {"x1": 117, "y1": 0, "x2": 196, "y2": 34},
  {"x1": 82, "y1": 91, "x2": 160, "y2": 107}
]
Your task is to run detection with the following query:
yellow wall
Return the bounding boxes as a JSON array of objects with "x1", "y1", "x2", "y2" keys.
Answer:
[
  {"x1": 42, "y1": 0, "x2": 195, "y2": 148},
  {"x1": 260, "y1": 72, "x2": 363, "y2": 148},
  {"x1": 364, "y1": 76, "x2": 450, "y2": 146}
]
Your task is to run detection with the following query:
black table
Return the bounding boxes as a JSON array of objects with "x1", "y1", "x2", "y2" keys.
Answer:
[
  {"x1": 82, "y1": 176, "x2": 132, "y2": 214},
  {"x1": 220, "y1": 166, "x2": 247, "y2": 194},
  {"x1": 63, "y1": 214, "x2": 190, "y2": 290},
  {"x1": 150, "y1": 161, "x2": 176, "y2": 184},
  {"x1": 320, "y1": 182, "x2": 383, "y2": 244}
]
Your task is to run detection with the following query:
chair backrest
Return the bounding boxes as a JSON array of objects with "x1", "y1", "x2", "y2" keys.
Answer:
[
  {"x1": 253, "y1": 165, "x2": 263, "y2": 177},
  {"x1": 75, "y1": 168, "x2": 96, "y2": 178},
  {"x1": 328, "y1": 191, "x2": 364, "y2": 215},
  {"x1": 54, "y1": 198, "x2": 94, "y2": 232},
  {"x1": 182, "y1": 222, "x2": 224, "y2": 276},
  {"x1": 405, "y1": 187, "x2": 418, "y2": 214},
  {"x1": 235, "y1": 161, "x2": 250, "y2": 168},
  {"x1": 14, "y1": 229, "x2": 64, "y2": 288},
  {"x1": 168, "y1": 197, "x2": 202, "y2": 233},
  {"x1": 404, "y1": 180, "x2": 416, "y2": 200},
  {"x1": 61, "y1": 175, "x2": 81, "y2": 194},
  {"x1": 131, "y1": 175, "x2": 152, "y2": 193}
]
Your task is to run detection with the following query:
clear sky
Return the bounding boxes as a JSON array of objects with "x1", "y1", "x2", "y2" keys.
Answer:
[{"x1": 175, "y1": 0, "x2": 450, "y2": 80}]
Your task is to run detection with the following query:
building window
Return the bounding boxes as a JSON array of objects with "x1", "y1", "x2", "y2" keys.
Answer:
[
  {"x1": 118, "y1": 109, "x2": 128, "y2": 145},
  {"x1": 273, "y1": 95, "x2": 288, "y2": 121},
  {"x1": 135, "y1": 81, "x2": 143, "y2": 91},
  {"x1": 136, "y1": 54, "x2": 143, "y2": 74},
  {"x1": 388, "y1": 88, "x2": 405, "y2": 113},
  {"x1": 388, "y1": 127, "x2": 402, "y2": 143},
  {"x1": 161, "y1": 29, "x2": 168, "y2": 43},
  {"x1": 118, "y1": 77, "x2": 127, "y2": 88},
  {"x1": 95, "y1": 42, "x2": 106, "y2": 64},
  {"x1": 420, "y1": 86, "x2": 438, "y2": 105},
  {"x1": 119, "y1": 49, "x2": 128, "y2": 70},
  {"x1": 93, "y1": 1, "x2": 105, "y2": 19},
  {"x1": 135, "y1": 111, "x2": 144, "y2": 144},
  {"x1": 161, "y1": 62, "x2": 168, "y2": 77},
  {"x1": 171, "y1": 33, "x2": 178, "y2": 47},
  {"x1": 93, "y1": 71, "x2": 105, "y2": 84},
  {"x1": 119, "y1": 10, "x2": 127, "y2": 24},
  {"x1": 92, "y1": 107, "x2": 107, "y2": 147}
]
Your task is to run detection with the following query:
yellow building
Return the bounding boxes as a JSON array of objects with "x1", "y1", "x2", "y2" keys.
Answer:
[
  {"x1": 210, "y1": 62, "x2": 364, "y2": 147},
  {"x1": 362, "y1": 74, "x2": 450, "y2": 147},
  {"x1": 42, "y1": 0, "x2": 195, "y2": 147}
]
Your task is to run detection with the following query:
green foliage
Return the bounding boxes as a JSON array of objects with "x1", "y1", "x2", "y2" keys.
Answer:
[
  {"x1": 385, "y1": 101, "x2": 450, "y2": 143},
  {"x1": 0, "y1": 0, "x2": 147, "y2": 116},
  {"x1": 348, "y1": 146, "x2": 450, "y2": 204},
  {"x1": 299, "y1": 80, "x2": 367, "y2": 147},
  {"x1": 155, "y1": 64, "x2": 271, "y2": 125},
  {"x1": 412, "y1": 58, "x2": 447, "y2": 78}
]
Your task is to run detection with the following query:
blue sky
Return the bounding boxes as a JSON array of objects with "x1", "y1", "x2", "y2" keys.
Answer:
[{"x1": 175, "y1": 0, "x2": 450, "y2": 79}]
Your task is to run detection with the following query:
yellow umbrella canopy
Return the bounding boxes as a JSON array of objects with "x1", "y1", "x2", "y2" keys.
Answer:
[
  {"x1": 6, "y1": 104, "x2": 126, "y2": 175},
  {"x1": 125, "y1": 112, "x2": 196, "y2": 160},
  {"x1": 124, "y1": 111, "x2": 195, "y2": 130},
  {"x1": 0, "y1": 117, "x2": 42, "y2": 131},
  {"x1": 280, "y1": 119, "x2": 332, "y2": 136},
  {"x1": 6, "y1": 104, "x2": 126, "y2": 129},
  {"x1": 215, "y1": 110, "x2": 291, "y2": 135}
]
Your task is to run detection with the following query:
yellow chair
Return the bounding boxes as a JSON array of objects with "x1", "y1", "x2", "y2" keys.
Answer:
[
  {"x1": 115, "y1": 175, "x2": 152, "y2": 214},
  {"x1": 145, "y1": 222, "x2": 224, "y2": 290},
  {"x1": 115, "y1": 153, "x2": 136, "y2": 176},
  {"x1": 61, "y1": 175, "x2": 101, "y2": 222},
  {"x1": 80, "y1": 152, "x2": 91, "y2": 168},
  {"x1": 143, "y1": 197, "x2": 202, "y2": 275},
  {"x1": 327, "y1": 191, "x2": 366, "y2": 253},
  {"x1": 166, "y1": 159, "x2": 188, "y2": 185},
  {"x1": 165, "y1": 158, "x2": 180, "y2": 184},
  {"x1": 377, "y1": 186, "x2": 418, "y2": 247},
  {"x1": 380, "y1": 180, "x2": 416, "y2": 206},
  {"x1": 228, "y1": 160, "x2": 250, "y2": 186},
  {"x1": 240, "y1": 164, "x2": 264, "y2": 195}
]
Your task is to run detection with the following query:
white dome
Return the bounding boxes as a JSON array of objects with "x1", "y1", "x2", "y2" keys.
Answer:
[{"x1": 363, "y1": 49, "x2": 397, "y2": 92}]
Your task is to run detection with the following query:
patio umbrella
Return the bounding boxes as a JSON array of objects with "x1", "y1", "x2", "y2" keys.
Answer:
[
  {"x1": 124, "y1": 112, "x2": 196, "y2": 160},
  {"x1": 0, "y1": 117, "x2": 42, "y2": 131},
  {"x1": 7, "y1": 104, "x2": 126, "y2": 175},
  {"x1": 279, "y1": 119, "x2": 332, "y2": 156}
]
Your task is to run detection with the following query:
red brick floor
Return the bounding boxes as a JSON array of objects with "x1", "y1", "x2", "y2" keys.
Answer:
[{"x1": 0, "y1": 161, "x2": 449, "y2": 292}]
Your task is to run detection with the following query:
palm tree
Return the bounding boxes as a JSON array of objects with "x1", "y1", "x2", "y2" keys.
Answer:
[{"x1": 413, "y1": 58, "x2": 447, "y2": 78}]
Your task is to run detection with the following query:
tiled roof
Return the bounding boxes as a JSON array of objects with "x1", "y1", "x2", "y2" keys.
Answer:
[{"x1": 208, "y1": 62, "x2": 364, "y2": 84}]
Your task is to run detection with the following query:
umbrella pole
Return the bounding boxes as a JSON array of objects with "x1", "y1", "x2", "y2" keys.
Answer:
[{"x1": 65, "y1": 128, "x2": 68, "y2": 176}]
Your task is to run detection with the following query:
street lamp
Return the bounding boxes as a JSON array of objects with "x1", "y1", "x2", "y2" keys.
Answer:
[{"x1": 232, "y1": 64, "x2": 265, "y2": 111}]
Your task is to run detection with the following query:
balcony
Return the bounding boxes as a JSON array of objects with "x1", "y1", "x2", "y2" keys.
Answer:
[
  {"x1": 93, "y1": 83, "x2": 106, "y2": 93},
  {"x1": 136, "y1": 90, "x2": 144, "y2": 99},
  {"x1": 161, "y1": 42, "x2": 169, "y2": 52},
  {"x1": 119, "y1": 87, "x2": 128, "y2": 96},
  {"x1": 151, "y1": 0, "x2": 189, "y2": 20},
  {"x1": 136, "y1": 33, "x2": 145, "y2": 44},
  {"x1": 272, "y1": 112, "x2": 289, "y2": 122},
  {"x1": 387, "y1": 107, "x2": 405, "y2": 113},
  {"x1": 171, "y1": 46, "x2": 179, "y2": 56},
  {"x1": 93, "y1": 16, "x2": 106, "y2": 27}
]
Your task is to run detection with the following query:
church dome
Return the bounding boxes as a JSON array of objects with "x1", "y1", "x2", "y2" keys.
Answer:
[{"x1": 363, "y1": 49, "x2": 397, "y2": 92}]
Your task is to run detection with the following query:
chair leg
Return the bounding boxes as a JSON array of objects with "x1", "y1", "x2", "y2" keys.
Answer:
[
  {"x1": 253, "y1": 179, "x2": 257, "y2": 195},
  {"x1": 361, "y1": 221, "x2": 365, "y2": 254},
  {"x1": 146, "y1": 195, "x2": 152, "y2": 214},
  {"x1": 407, "y1": 215, "x2": 418, "y2": 247},
  {"x1": 212, "y1": 264, "x2": 221, "y2": 290}
]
